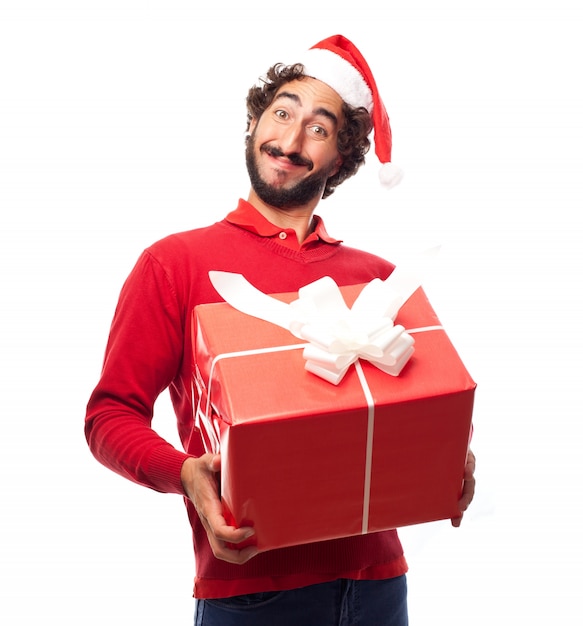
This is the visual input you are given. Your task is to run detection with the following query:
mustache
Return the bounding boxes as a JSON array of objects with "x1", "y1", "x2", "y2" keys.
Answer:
[{"x1": 261, "y1": 144, "x2": 314, "y2": 171}]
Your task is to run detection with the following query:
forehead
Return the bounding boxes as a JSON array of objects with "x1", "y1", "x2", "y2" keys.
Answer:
[{"x1": 272, "y1": 77, "x2": 344, "y2": 121}]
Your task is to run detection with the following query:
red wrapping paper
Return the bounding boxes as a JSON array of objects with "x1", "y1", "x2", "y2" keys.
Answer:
[{"x1": 191, "y1": 285, "x2": 476, "y2": 552}]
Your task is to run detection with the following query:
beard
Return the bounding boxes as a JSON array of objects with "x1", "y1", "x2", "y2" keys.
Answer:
[{"x1": 245, "y1": 133, "x2": 336, "y2": 209}]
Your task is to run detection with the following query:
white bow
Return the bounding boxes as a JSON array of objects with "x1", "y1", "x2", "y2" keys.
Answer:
[
  {"x1": 286, "y1": 276, "x2": 414, "y2": 384},
  {"x1": 208, "y1": 249, "x2": 437, "y2": 385}
]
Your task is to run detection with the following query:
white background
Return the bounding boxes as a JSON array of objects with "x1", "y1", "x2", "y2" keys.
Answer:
[{"x1": 1, "y1": 1, "x2": 581, "y2": 624}]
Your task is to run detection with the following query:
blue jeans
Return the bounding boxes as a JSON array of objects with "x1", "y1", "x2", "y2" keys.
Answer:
[{"x1": 195, "y1": 576, "x2": 408, "y2": 626}]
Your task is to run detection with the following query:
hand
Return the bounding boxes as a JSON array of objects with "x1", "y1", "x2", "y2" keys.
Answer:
[
  {"x1": 451, "y1": 448, "x2": 476, "y2": 527},
  {"x1": 180, "y1": 454, "x2": 258, "y2": 563}
]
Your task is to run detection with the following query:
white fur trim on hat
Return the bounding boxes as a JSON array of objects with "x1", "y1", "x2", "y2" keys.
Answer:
[{"x1": 297, "y1": 48, "x2": 374, "y2": 113}]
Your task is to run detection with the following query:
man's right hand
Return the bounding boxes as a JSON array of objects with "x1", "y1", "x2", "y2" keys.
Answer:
[{"x1": 180, "y1": 454, "x2": 258, "y2": 564}]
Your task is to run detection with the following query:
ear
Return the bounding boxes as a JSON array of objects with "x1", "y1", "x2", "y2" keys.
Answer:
[
  {"x1": 248, "y1": 117, "x2": 258, "y2": 135},
  {"x1": 331, "y1": 156, "x2": 343, "y2": 177}
]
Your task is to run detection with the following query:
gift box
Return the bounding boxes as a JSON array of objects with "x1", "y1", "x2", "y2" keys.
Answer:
[{"x1": 191, "y1": 277, "x2": 476, "y2": 552}]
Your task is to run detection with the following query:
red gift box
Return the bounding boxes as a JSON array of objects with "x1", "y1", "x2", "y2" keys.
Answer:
[{"x1": 192, "y1": 283, "x2": 476, "y2": 552}]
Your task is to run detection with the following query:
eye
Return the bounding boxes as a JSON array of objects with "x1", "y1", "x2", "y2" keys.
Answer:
[
  {"x1": 310, "y1": 124, "x2": 328, "y2": 138},
  {"x1": 274, "y1": 109, "x2": 289, "y2": 120}
]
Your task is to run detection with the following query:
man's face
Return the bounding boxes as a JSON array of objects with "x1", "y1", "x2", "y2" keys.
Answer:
[{"x1": 246, "y1": 77, "x2": 344, "y2": 209}]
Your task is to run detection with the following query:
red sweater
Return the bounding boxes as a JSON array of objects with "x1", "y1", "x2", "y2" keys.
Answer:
[{"x1": 85, "y1": 199, "x2": 408, "y2": 598}]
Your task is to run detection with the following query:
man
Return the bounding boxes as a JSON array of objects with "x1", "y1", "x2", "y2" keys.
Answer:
[{"x1": 85, "y1": 35, "x2": 476, "y2": 625}]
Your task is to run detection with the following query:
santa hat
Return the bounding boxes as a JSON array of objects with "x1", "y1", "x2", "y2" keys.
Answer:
[{"x1": 297, "y1": 35, "x2": 403, "y2": 189}]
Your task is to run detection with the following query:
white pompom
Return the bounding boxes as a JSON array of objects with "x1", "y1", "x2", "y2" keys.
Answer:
[{"x1": 378, "y1": 162, "x2": 404, "y2": 189}]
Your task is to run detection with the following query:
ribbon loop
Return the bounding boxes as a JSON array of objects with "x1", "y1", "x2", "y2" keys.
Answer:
[{"x1": 208, "y1": 261, "x2": 434, "y2": 384}]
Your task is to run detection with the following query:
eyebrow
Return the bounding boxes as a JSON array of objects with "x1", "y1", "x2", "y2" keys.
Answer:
[{"x1": 274, "y1": 91, "x2": 339, "y2": 127}]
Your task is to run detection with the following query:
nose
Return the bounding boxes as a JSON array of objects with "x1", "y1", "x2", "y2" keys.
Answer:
[{"x1": 278, "y1": 121, "x2": 303, "y2": 155}]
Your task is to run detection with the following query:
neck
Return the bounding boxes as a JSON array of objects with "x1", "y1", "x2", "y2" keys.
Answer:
[{"x1": 247, "y1": 189, "x2": 318, "y2": 244}]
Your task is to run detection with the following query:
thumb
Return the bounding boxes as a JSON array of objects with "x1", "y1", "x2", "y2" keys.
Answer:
[{"x1": 208, "y1": 453, "x2": 221, "y2": 473}]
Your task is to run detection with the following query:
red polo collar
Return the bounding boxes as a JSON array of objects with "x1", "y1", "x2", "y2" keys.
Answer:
[{"x1": 225, "y1": 199, "x2": 342, "y2": 250}]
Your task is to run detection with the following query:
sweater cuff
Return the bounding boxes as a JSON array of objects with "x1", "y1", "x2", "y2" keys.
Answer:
[{"x1": 146, "y1": 446, "x2": 194, "y2": 496}]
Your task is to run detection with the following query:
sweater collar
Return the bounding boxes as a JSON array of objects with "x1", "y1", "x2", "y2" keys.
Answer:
[{"x1": 225, "y1": 199, "x2": 342, "y2": 248}]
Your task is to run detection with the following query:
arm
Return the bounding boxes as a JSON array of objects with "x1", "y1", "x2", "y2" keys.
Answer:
[
  {"x1": 85, "y1": 250, "x2": 188, "y2": 494},
  {"x1": 86, "y1": 249, "x2": 257, "y2": 561}
]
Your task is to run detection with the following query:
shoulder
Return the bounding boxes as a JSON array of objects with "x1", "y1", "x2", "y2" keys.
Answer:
[
  {"x1": 137, "y1": 220, "x2": 239, "y2": 271},
  {"x1": 333, "y1": 243, "x2": 395, "y2": 282},
  {"x1": 129, "y1": 219, "x2": 243, "y2": 305},
  {"x1": 146, "y1": 220, "x2": 228, "y2": 254}
]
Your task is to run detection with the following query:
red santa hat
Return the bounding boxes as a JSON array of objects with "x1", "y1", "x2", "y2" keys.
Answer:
[{"x1": 297, "y1": 35, "x2": 403, "y2": 189}]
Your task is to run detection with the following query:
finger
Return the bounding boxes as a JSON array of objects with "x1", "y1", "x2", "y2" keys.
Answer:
[
  {"x1": 451, "y1": 457, "x2": 476, "y2": 527},
  {"x1": 450, "y1": 514, "x2": 463, "y2": 528},
  {"x1": 451, "y1": 477, "x2": 476, "y2": 527},
  {"x1": 209, "y1": 540, "x2": 259, "y2": 565},
  {"x1": 464, "y1": 449, "x2": 476, "y2": 478},
  {"x1": 459, "y1": 475, "x2": 476, "y2": 512},
  {"x1": 205, "y1": 514, "x2": 255, "y2": 546},
  {"x1": 202, "y1": 517, "x2": 258, "y2": 564},
  {"x1": 206, "y1": 453, "x2": 222, "y2": 473}
]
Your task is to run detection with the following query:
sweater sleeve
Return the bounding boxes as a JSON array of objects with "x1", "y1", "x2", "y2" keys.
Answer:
[{"x1": 85, "y1": 249, "x2": 191, "y2": 495}]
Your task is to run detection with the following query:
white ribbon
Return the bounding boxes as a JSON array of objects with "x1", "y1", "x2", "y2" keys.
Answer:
[{"x1": 209, "y1": 249, "x2": 438, "y2": 385}]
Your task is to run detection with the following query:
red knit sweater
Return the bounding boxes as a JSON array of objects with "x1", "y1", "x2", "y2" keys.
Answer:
[{"x1": 85, "y1": 199, "x2": 408, "y2": 598}]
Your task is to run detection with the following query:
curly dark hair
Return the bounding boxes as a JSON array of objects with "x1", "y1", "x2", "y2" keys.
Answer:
[{"x1": 246, "y1": 63, "x2": 372, "y2": 199}]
